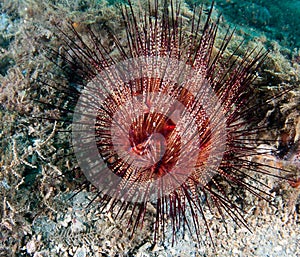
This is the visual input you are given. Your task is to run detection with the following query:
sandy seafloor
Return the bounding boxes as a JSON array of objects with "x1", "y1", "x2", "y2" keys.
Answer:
[{"x1": 0, "y1": 0, "x2": 299, "y2": 256}]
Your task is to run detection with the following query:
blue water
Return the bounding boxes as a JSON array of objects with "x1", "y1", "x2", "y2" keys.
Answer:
[
  {"x1": 199, "y1": 0, "x2": 300, "y2": 48},
  {"x1": 107, "y1": 0, "x2": 300, "y2": 48}
]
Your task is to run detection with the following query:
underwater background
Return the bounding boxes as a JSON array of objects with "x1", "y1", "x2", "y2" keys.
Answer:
[{"x1": 0, "y1": 0, "x2": 299, "y2": 256}]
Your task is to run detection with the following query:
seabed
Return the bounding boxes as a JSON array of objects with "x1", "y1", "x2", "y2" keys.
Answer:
[{"x1": 0, "y1": 0, "x2": 299, "y2": 256}]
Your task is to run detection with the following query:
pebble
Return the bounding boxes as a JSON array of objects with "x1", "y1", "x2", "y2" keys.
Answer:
[
  {"x1": 33, "y1": 251, "x2": 48, "y2": 257},
  {"x1": 74, "y1": 247, "x2": 87, "y2": 257},
  {"x1": 26, "y1": 240, "x2": 36, "y2": 254},
  {"x1": 71, "y1": 218, "x2": 86, "y2": 233},
  {"x1": 136, "y1": 242, "x2": 151, "y2": 257}
]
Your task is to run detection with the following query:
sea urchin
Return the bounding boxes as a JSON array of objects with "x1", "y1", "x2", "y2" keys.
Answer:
[{"x1": 41, "y1": 0, "x2": 296, "y2": 247}]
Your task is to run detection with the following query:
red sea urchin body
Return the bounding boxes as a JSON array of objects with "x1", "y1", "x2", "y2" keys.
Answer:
[
  {"x1": 72, "y1": 55, "x2": 227, "y2": 205},
  {"x1": 49, "y1": 0, "x2": 296, "y2": 246}
]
